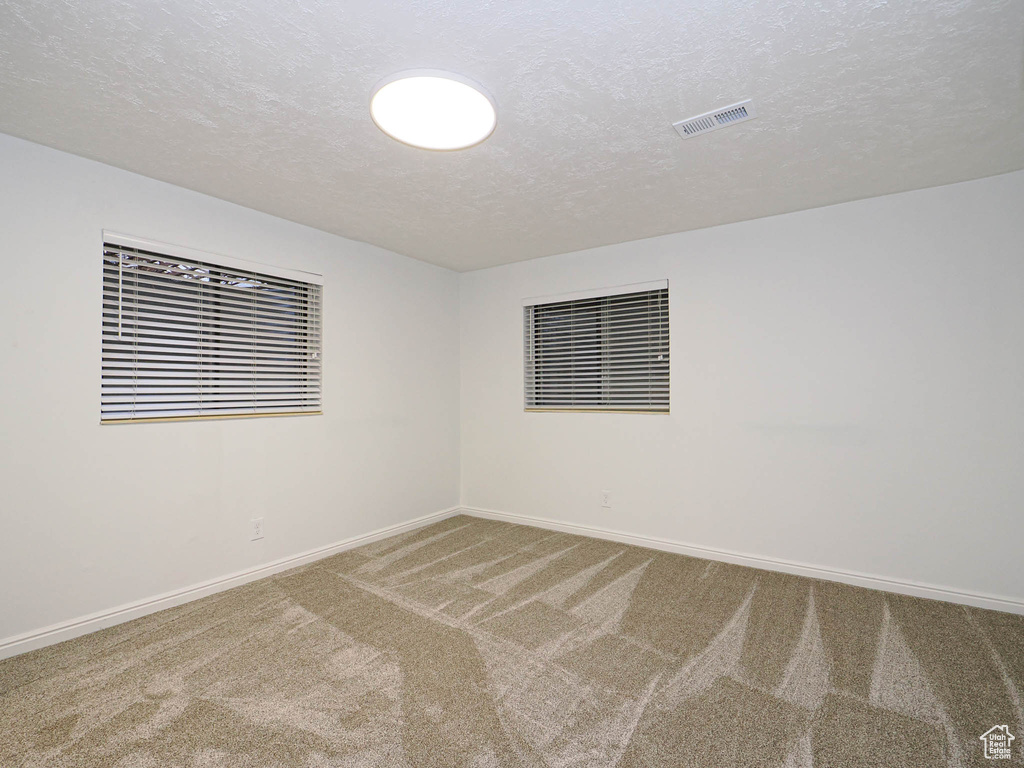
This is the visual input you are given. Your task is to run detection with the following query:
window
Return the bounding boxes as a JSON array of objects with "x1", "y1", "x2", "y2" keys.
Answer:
[
  {"x1": 523, "y1": 281, "x2": 669, "y2": 413},
  {"x1": 101, "y1": 233, "x2": 323, "y2": 423}
]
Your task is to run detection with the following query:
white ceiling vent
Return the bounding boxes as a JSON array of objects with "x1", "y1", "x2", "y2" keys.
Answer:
[{"x1": 673, "y1": 99, "x2": 757, "y2": 139}]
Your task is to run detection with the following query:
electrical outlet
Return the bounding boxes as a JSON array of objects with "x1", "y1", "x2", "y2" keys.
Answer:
[
  {"x1": 251, "y1": 518, "x2": 264, "y2": 541},
  {"x1": 600, "y1": 490, "x2": 611, "y2": 508}
]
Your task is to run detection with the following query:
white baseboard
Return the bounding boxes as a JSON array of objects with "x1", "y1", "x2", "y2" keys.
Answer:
[
  {"x1": 6, "y1": 504, "x2": 1019, "y2": 662},
  {"x1": 461, "y1": 506, "x2": 1024, "y2": 616},
  {"x1": 0, "y1": 506, "x2": 462, "y2": 661}
]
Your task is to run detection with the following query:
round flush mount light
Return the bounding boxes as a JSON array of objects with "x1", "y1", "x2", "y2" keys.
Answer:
[{"x1": 370, "y1": 71, "x2": 496, "y2": 151}]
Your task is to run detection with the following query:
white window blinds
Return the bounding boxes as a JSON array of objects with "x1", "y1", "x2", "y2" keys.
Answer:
[
  {"x1": 524, "y1": 282, "x2": 669, "y2": 412},
  {"x1": 101, "y1": 234, "x2": 323, "y2": 423}
]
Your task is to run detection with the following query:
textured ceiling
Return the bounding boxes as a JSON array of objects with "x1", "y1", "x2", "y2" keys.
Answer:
[{"x1": 1, "y1": 0, "x2": 1023, "y2": 271}]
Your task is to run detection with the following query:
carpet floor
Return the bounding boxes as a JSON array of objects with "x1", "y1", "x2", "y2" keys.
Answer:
[{"x1": 1, "y1": 514, "x2": 1021, "y2": 767}]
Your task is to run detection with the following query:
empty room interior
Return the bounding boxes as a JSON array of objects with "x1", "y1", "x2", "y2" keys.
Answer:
[{"x1": 2, "y1": 1, "x2": 1023, "y2": 766}]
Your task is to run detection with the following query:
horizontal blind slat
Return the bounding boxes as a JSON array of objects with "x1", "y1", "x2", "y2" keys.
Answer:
[{"x1": 103, "y1": 292, "x2": 318, "y2": 317}]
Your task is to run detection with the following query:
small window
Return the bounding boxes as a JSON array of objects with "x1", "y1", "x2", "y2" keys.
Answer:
[
  {"x1": 101, "y1": 234, "x2": 323, "y2": 423},
  {"x1": 524, "y1": 281, "x2": 669, "y2": 413}
]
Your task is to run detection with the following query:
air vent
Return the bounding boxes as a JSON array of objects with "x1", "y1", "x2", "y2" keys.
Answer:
[{"x1": 673, "y1": 99, "x2": 757, "y2": 139}]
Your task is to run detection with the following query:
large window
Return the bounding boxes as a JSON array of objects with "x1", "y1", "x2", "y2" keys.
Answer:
[
  {"x1": 101, "y1": 233, "x2": 323, "y2": 423},
  {"x1": 523, "y1": 281, "x2": 669, "y2": 413}
]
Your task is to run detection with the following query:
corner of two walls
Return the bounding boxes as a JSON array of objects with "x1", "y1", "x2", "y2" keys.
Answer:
[
  {"x1": 3, "y1": 132, "x2": 1022, "y2": 659},
  {"x1": 456, "y1": 170, "x2": 1024, "y2": 613}
]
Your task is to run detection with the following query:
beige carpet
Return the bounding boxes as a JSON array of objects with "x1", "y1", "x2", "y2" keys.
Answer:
[{"x1": 1, "y1": 514, "x2": 1022, "y2": 767}]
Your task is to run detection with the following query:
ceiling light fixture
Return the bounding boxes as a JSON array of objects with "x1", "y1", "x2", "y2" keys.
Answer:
[{"x1": 370, "y1": 71, "x2": 496, "y2": 151}]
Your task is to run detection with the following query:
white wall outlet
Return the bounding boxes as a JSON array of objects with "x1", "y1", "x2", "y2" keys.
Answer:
[
  {"x1": 251, "y1": 518, "x2": 264, "y2": 541},
  {"x1": 600, "y1": 490, "x2": 612, "y2": 508}
]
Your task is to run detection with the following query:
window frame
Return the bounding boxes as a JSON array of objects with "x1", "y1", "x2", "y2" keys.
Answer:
[
  {"x1": 100, "y1": 232, "x2": 324, "y2": 424},
  {"x1": 523, "y1": 280, "x2": 670, "y2": 414}
]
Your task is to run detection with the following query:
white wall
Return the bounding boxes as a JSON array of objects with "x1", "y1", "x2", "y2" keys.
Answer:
[
  {"x1": 460, "y1": 170, "x2": 1024, "y2": 605},
  {"x1": 3, "y1": 132, "x2": 1021, "y2": 648},
  {"x1": 0, "y1": 134, "x2": 460, "y2": 643}
]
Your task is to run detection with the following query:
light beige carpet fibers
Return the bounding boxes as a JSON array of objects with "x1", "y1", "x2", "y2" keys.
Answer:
[{"x1": 1, "y1": 514, "x2": 1022, "y2": 767}]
